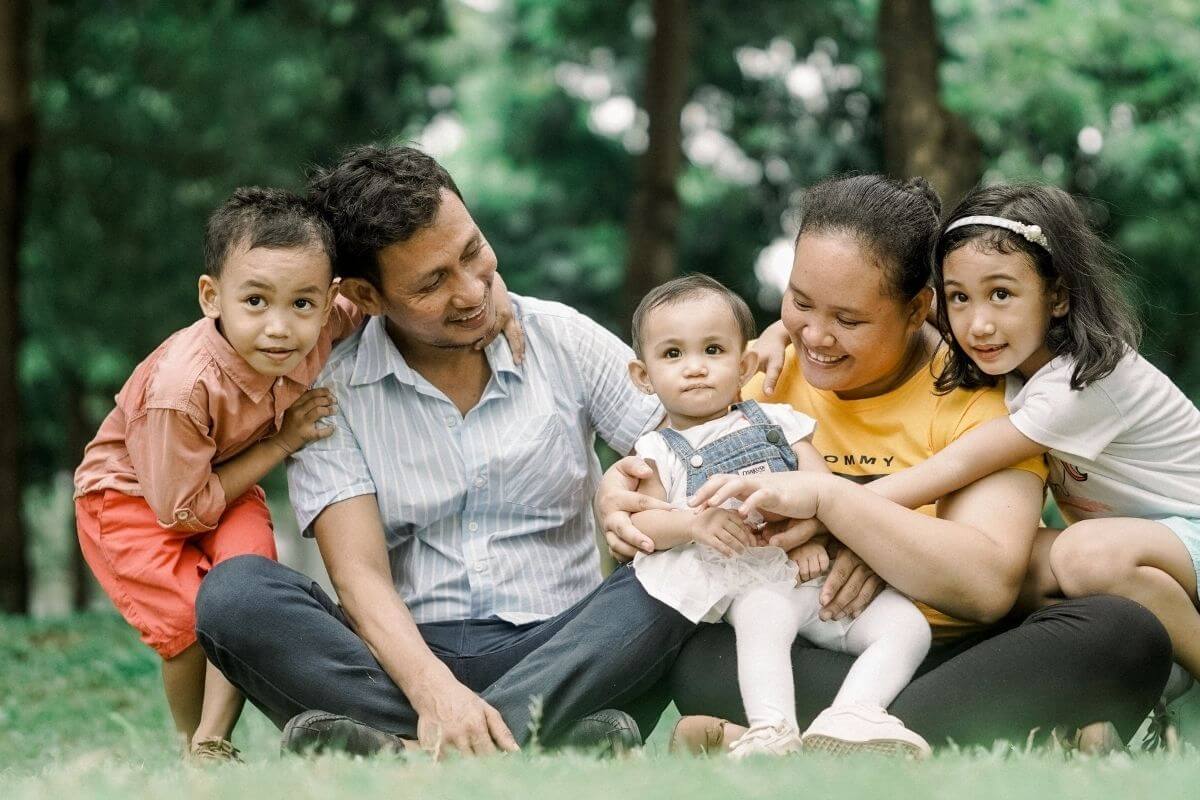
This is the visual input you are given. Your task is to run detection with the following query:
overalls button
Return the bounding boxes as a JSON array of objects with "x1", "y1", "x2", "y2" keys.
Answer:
[
  {"x1": 689, "y1": 454, "x2": 704, "y2": 468},
  {"x1": 766, "y1": 429, "x2": 782, "y2": 444}
]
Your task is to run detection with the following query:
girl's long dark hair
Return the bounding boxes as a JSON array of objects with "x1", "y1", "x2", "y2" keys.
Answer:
[{"x1": 933, "y1": 184, "x2": 1141, "y2": 393}]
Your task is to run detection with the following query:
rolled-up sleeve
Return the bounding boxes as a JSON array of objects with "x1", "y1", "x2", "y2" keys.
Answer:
[
  {"x1": 125, "y1": 408, "x2": 227, "y2": 533},
  {"x1": 285, "y1": 378, "x2": 376, "y2": 537}
]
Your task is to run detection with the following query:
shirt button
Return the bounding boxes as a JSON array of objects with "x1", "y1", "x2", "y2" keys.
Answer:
[
  {"x1": 690, "y1": 454, "x2": 704, "y2": 468},
  {"x1": 447, "y1": 417, "x2": 459, "y2": 428},
  {"x1": 176, "y1": 510, "x2": 190, "y2": 520},
  {"x1": 474, "y1": 561, "x2": 488, "y2": 573},
  {"x1": 467, "y1": 521, "x2": 479, "y2": 532},
  {"x1": 474, "y1": 476, "x2": 486, "y2": 488}
]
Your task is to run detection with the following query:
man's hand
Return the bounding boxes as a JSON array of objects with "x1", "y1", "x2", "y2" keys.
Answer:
[
  {"x1": 474, "y1": 272, "x2": 526, "y2": 364},
  {"x1": 411, "y1": 671, "x2": 518, "y2": 758},
  {"x1": 750, "y1": 319, "x2": 792, "y2": 396},
  {"x1": 817, "y1": 544, "x2": 885, "y2": 621},
  {"x1": 791, "y1": 540, "x2": 830, "y2": 582},
  {"x1": 690, "y1": 507, "x2": 754, "y2": 557},
  {"x1": 272, "y1": 388, "x2": 337, "y2": 455},
  {"x1": 597, "y1": 456, "x2": 673, "y2": 562}
]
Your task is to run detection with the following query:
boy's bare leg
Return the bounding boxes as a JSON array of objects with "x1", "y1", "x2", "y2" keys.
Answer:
[
  {"x1": 162, "y1": 643, "x2": 207, "y2": 747},
  {"x1": 191, "y1": 659, "x2": 246, "y2": 746}
]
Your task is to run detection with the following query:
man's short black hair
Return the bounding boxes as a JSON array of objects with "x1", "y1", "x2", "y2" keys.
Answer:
[
  {"x1": 308, "y1": 144, "x2": 464, "y2": 287},
  {"x1": 203, "y1": 187, "x2": 335, "y2": 277},
  {"x1": 631, "y1": 274, "x2": 757, "y2": 359}
]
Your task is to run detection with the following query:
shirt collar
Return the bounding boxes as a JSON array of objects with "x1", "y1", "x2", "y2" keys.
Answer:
[
  {"x1": 350, "y1": 315, "x2": 524, "y2": 388},
  {"x1": 200, "y1": 318, "x2": 278, "y2": 402}
]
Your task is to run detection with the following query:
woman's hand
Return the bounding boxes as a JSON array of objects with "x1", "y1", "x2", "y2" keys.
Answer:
[
  {"x1": 690, "y1": 472, "x2": 823, "y2": 522},
  {"x1": 475, "y1": 272, "x2": 526, "y2": 364},
  {"x1": 750, "y1": 319, "x2": 792, "y2": 396},
  {"x1": 597, "y1": 457, "x2": 673, "y2": 562}
]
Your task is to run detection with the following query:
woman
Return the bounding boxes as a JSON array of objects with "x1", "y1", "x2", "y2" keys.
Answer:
[{"x1": 600, "y1": 174, "x2": 1171, "y2": 751}]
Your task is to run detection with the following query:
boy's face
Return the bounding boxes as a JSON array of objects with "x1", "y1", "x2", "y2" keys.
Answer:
[
  {"x1": 198, "y1": 241, "x2": 338, "y2": 377},
  {"x1": 629, "y1": 293, "x2": 757, "y2": 429}
]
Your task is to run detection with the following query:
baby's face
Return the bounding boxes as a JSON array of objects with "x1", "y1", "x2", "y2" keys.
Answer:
[
  {"x1": 636, "y1": 294, "x2": 749, "y2": 427},
  {"x1": 200, "y1": 241, "x2": 337, "y2": 377}
]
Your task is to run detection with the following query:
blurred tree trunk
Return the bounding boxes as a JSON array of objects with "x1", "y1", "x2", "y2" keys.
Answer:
[
  {"x1": 622, "y1": 0, "x2": 688, "y2": 333},
  {"x1": 0, "y1": 0, "x2": 31, "y2": 614},
  {"x1": 879, "y1": 0, "x2": 980, "y2": 210},
  {"x1": 66, "y1": 374, "x2": 90, "y2": 610}
]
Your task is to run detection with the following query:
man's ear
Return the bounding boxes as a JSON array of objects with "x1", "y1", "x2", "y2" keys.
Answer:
[
  {"x1": 739, "y1": 348, "x2": 759, "y2": 386},
  {"x1": 628, "y1": 359, "x2": 655, "y2": 395},
  {"x1": 340, "y1": 277, "x2": 384, "y2": 316},
  {"x1": 1049, "y1": 280, "x2": 1070, "y2": 319},
  {"x1": 198, "y1": 275, "x2": 221, "y2": 320}
]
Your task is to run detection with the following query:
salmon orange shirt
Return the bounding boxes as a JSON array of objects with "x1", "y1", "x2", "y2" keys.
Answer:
[{"x1": 74, "y1": 295, "x2": 363, "y2": 533}]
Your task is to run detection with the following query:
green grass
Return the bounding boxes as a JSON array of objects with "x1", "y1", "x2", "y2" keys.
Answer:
[{"x1": 4, "y1": 613, "x2": 1200, "y2": 799}]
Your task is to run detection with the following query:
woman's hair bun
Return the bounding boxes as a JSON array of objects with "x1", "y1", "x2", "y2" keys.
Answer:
[{"x1": 902, "y1": 176, "x2": 942, "y2": 218}]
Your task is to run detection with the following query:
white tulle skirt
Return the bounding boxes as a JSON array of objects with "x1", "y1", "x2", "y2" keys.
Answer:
[{"x1": 633, "y1": 542, "x2": 815, "y2": 624}]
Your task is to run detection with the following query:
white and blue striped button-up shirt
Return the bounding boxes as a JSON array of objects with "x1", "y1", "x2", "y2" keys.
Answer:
[{"x1": 286, "y1": 295, "x2": 663, "y2": 624}]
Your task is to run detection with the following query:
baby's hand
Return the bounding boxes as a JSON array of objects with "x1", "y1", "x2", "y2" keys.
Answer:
[
  {"x1": 691, "y1": 507, "x2": 754, "y2": 557},
  {"x1": 750, "y1": 320, "x2": 791, "y2": 396},
  {"x1": 273, "y1": 388, "x2": 337, "y2": 456},
  {"x1": 792, "y1": 540, "x2": 830, "y2": 582}
]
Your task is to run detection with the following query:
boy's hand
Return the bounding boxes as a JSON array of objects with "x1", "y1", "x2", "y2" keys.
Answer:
[
  {"x1": 750, "y1": 320, "x2": 792, "y2": 396},
  {"x1": 474, "y1": 272, "x2": 526, "y2": 365},
  {"x1": 273, "y1": 388, "x2": 337, "y2": 456},
  {"x1": 791, "y1": 540, "x2": 830, "y2": 582},
  {"x1": 690, "y1": 507, "x2": 754, "y2": 557}
]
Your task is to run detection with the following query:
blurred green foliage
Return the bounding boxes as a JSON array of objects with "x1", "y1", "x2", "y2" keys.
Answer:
[{"x1": 21, "y1": 0, "x2": 1200, "y2": 495}]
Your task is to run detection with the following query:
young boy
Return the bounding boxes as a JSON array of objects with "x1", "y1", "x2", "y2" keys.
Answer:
[
  {"x1": 626, "y1": 274, "x2": 932, "y2": 758},
  {"x1": 73, "y1": 187, "x2": 519, "y2": 761}
]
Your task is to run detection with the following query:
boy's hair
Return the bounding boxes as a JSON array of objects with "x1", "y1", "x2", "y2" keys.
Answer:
[
  {"x1": 795, "y1": 174, "x2": 942, "y2": 301},
  {"x1": 933, "y1": 184, "x2": 1141, "y2": 393},
  {"x1": 308, "y1": 144, "x2": 464, "y2": 288},
  {"x1": 203, "y1": 187, "x2": 335, "y2": 277},
  {"x1": 631, "y1": 274, "x2": 757, "y2": 359}
]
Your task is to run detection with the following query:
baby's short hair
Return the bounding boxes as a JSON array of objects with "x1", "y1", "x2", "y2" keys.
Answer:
[
  {"x1": 203, "y1": 187, "x2": 335, "y2": 277},
  {"x1": 631, "y1": 274, "x2": 757, "y2": 359}
]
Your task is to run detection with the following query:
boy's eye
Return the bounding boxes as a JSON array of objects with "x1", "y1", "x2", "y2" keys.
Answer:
[
  {"x1": 704, "y1": 344, "x2": 723, "y2": 355},
  {"x1": 294, "y1": 298, "x2": 314, "y2": 310},
  {"x1": 664, "y1": 348, "x2": 682, "y2": 359},
  {"x1": 992, "y1": 288, "x2": 1011, "y2": 301},
  {"x1": 836, "y1": 317, "x2": 861, "y2": 328},
  {"x1": 245, "y1": 295, "x2": 264, "y2": 308}
]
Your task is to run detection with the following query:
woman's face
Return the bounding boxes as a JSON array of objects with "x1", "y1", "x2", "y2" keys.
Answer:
[{"x1": 781, "y1": 232, "x2": 931, "y2": 400}]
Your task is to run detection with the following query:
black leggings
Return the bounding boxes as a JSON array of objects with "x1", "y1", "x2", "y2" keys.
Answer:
[{"x1": 671, "y1": 595, "x2": 1172, "y2": 746}]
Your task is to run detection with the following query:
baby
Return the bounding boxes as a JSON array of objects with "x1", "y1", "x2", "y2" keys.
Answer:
[{"x1": 627, "y1": 274, "x2": 932, "y2": 757}]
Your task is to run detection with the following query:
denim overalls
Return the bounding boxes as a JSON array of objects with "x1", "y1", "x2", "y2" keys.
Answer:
[{"x1": 659, "y1": 400, "x2": 798, "y2": 496}]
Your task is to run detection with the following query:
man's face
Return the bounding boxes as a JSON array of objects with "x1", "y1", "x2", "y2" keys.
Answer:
[
  {"x1": 198, "y1": 242, "x2": 337, "y2": 377},
  {"x1": 352, "y1": 189, "x2": 499, "y2": 353}
]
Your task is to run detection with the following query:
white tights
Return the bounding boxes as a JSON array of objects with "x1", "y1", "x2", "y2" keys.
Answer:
[{"x1": 724, "y1": 581, "x2": 932, "y2": 730}]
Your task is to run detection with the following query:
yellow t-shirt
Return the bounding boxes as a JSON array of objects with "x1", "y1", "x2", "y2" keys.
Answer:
[{"x1": 743, "y1": 345, "x2": 1048, "y2": 638}]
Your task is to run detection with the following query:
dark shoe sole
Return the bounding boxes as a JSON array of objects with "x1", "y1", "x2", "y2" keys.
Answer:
[
  {"x1": 559, "y1": 709, "x2": 642, "y2": 757},
  {"x1": 281, "y1": 710, "x2": 404, "y2": 757}
]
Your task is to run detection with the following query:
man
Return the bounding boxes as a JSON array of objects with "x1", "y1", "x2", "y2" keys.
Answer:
[{"x1": 195, "y1": 145, "x2": 691, "y2": 756}]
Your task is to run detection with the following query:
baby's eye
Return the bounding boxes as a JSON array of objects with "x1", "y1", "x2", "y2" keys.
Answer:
[
  {"x1": 664, "y1": 348, "x2": 682, "y2": 359},
  {"x1": 704, "y1": 344, "x2": 723, "y2": 355}
]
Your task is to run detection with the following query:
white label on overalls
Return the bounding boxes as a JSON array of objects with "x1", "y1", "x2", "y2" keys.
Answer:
[{"x1": 737, "y1": 462, "x2": 769, "y2": 477}]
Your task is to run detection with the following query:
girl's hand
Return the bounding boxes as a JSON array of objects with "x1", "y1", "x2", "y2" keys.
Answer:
[
  {"x1": 597, "y1": 456, "x2": 673, "y2": 561},
  {"x1": 792, "y1": 540, "x2": 830, "y2": 582},
  {"x1": 690, "y1": 472, "x2": 820, "y2": 522},
  {"x1": 750, "y1": 320, "x2": 791, "y2": 396},
  {"x1": 273, "y1": 388, "x2": 337, "y2": 455},
  {"x1": 475, "y1": 272, "x2": 526, "y2": 364},
  {"x1": 690, "y1": 508, "x2": 754, "y2": 557}
]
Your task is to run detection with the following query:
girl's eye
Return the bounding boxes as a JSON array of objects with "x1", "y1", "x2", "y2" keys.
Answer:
[
  {"x1": 992, "y1": 288, "x2": 1011, "y2": 301},
  {"x1": 946, "y1": 291, "x2": 967, "y2": 304},
  {"x1": 664, "y1": 348, "x2": 682, "y2": 359},
  {"x1": 704, "y1": 344, "x2": 723, "y2": 355}
]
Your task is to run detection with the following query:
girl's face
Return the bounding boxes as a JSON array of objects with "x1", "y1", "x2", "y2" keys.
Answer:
[
  {"x1": 942, "y1": 242, "x2": 1068, "y2": 380},
  {"x1": 781, "y1": 233, "x2": 932, "y2": 400}
]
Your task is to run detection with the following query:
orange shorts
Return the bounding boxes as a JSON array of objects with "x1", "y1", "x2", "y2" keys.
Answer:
[{"x1": 75, "y1": 487, "x2": 277, "y2": 658}]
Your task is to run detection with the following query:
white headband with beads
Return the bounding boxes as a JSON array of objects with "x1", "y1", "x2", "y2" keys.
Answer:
[{"x1": 944, "y1": 215, "x2": 1052, "y2": 253}]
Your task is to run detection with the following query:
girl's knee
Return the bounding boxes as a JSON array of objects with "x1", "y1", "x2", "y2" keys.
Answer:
[{"x1": 1048, "y1": 525, "x2": 1132, "y2": 597}]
